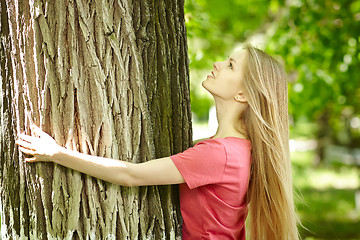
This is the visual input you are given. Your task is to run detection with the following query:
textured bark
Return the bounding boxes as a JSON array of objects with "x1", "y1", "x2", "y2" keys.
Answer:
[{"x1": 0, "y1": 0, "x2": 191, "y2": 239}]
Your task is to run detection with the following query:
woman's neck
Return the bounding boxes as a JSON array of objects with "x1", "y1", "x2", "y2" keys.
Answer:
[{"x1": 212, "y1": 97, "x2": 248, "y2": 140}]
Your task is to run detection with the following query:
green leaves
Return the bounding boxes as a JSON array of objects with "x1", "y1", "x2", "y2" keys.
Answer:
[{"x1": 266, "y1": 0, "x2": 360, "y2": 144}]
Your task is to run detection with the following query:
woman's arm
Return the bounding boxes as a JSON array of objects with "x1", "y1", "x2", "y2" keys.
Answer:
[{"x1": 16, "y1": 125, "x2": 185, "y2": 187}]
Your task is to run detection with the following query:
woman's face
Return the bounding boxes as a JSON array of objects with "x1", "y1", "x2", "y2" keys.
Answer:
[{"x1": 202, "y1": 51, "x2": 246, "y2": 100}]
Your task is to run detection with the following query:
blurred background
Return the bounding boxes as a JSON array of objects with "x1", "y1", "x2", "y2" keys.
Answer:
[{"x1": 185, "y1": 0, "x2": 360, "y2": 239}]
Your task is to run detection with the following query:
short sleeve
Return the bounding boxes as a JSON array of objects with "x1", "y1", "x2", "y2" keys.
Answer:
[{"x1": 170, "y1": 139, "x2": 227, "y2": 189}]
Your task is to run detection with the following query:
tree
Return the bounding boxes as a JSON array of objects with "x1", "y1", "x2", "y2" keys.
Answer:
[{"x1": 0, "y1": 0, "x2": 192, "y2": 239}]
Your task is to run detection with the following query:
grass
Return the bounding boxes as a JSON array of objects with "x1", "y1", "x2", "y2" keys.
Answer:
[{"x1": 291, "y1": 150, "x2": 360, "y2": 240}]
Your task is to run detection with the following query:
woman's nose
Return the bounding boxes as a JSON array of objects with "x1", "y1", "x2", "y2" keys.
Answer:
[{"x1": 213, "y1": 62, "x2": 219, "y2": 70}]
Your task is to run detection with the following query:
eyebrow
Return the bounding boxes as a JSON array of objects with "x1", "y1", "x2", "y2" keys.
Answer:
[{"x1": 229, "y1": 57, "x2": 237, "y2": 66}]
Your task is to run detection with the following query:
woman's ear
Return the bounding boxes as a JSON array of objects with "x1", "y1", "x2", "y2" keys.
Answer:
[{"x1": 234, "y1": 93, "x2": 247, "y2": 103}]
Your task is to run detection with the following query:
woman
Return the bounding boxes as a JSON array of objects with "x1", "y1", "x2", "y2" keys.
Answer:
[{"x1": 16, "y1": 45, "x2": 299, "y2": 239}]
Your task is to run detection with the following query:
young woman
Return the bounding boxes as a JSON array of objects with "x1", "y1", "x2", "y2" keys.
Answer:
[{"x1": 16, "y1": 45, "x2": 299, "y2": 239}]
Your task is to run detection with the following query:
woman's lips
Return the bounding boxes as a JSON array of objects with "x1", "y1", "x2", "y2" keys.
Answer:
[{"x1": 207, "y1": 71, "x2": 215, "y2": 78}]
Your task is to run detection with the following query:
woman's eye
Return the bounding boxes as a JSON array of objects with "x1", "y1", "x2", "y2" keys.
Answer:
[{"x1": 229, "y1": 62, "x2": 233, "y2": 69}]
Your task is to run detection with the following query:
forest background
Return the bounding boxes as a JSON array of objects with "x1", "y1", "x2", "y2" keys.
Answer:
[
  {"x1": 185, "y1": 0, "x2": 360, "y2": 239},
  {"x1": 1, "y1": 0, "x2": 359, "y2": 239}
]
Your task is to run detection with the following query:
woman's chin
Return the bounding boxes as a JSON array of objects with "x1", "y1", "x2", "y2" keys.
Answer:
[
  {"x1": 201, "y1": 80, "x2": 206, "y2": 88},
  {"x1": 201, "y1": 80, "x2": 210, "y2": 91},
  {"x1": 201, "y1": 80, "x2": 215, "y2": 96}
]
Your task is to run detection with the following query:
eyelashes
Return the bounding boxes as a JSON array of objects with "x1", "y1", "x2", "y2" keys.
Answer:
[{"x1": 227, "y1": 56, "x2": 233, "y2": 69}]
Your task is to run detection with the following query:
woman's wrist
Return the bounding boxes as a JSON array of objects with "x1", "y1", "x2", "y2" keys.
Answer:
[{"x1": 51, "y1": 146, "x2": 68, "y2": 164}]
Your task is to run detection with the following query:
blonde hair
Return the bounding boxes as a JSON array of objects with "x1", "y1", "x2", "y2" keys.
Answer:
[{"x1": 241, "y1": 45, "x2": 299, "y2": 239}]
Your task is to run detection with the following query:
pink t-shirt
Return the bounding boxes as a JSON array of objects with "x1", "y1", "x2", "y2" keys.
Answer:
[{"x1": 170, "y1": 137, "x2": 251, "y2": 240}]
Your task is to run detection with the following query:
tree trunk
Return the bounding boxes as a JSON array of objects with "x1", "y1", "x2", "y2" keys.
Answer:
[
  {"x1": 314, "y1": 109, "x2": 331, "y2": 167},
  {"x1": 0, "y1": 0, "x2": 192, "y2": 239}
]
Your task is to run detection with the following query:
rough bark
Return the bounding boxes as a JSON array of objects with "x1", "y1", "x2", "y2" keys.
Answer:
[{"x1": 0, "y1": 0, "x2": 191, "y2": 239}]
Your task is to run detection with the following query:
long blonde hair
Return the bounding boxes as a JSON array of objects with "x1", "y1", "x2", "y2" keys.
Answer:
[{"x1": 241, "y1": 45, "x2": 299, "y2": 239}]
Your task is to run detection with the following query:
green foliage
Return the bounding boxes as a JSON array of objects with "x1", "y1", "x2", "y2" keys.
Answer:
[
  {"x1": 190, "y1": 88, "x2": 212, "y2": 121},
  {"x1": 266, "y1": 0, "x2": 360, "y2": 146}
]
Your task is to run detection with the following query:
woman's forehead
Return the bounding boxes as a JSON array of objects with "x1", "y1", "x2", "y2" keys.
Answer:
[{"x1": 230, "y1": 51, "x2": 246, "y2": 60}]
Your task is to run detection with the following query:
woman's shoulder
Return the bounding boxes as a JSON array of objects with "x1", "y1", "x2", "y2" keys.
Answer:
[
  {"x1": 197, "y1": 136, "x2": 250, "y2": 145},
  {"x1": 193, "y1": 136, "x2": 251, "y2": 153}
]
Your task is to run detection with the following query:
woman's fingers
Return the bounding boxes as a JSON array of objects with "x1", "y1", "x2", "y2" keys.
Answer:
[
  {"x1": 25, "y1": 157, "x2": 37, "y2": 162},
  {"x1": 18, "y1": 133, "x2": 36, "y2": 143},
  {"x1": 31, "y1": 124, "x2": 50, "y2": 139},
  {"x1": 16, "y1": 134, "x2": 38, "y2": 158},
  {"x1": 30, "y1": 124, "x2": 41, "y2": 137},
  {"x1": 15, "y1": 139, "x2": 36, "y2": 151},
  {"x1": 19, "y1": 146, "x2": 36, "y2": 156},
  {"x1": 16, "y1": 126, "x2": 59, "y2": 163}
]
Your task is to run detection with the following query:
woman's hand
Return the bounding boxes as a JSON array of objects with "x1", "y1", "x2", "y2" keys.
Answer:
[{"x1": 16, "y1": 124, "x2": 63, "y2": 162}]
